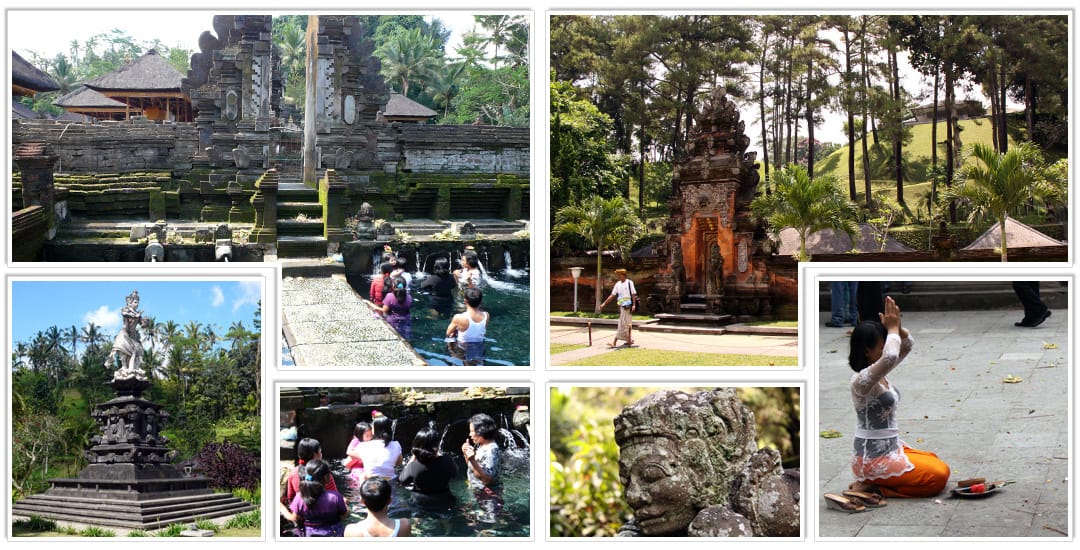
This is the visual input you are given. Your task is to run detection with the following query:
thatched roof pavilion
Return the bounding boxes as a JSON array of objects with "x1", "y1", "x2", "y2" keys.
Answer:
[
  {"x1": 11, "y1": 51, "x2": 59, "y2": 96},
  {"x1": 383, "y1": 93, "x2": 437, "y2": 123},
  {"x1": 83, "y1": 49, "x2": 192, "y2": 121},
  {"x1": 53, "y1": 86, "x2": 133, "y2": 121}
]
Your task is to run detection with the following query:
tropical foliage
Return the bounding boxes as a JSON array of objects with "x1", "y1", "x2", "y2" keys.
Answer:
[
  {"x1": 751, "y1": 164, "x2": 859, "y2": 261},
  {"x1": 947, "y1": 143, "x2": 1064, "y2": 261},
  {"x1": 552, "y1": 195, "x2": 644, "y2": 310}
]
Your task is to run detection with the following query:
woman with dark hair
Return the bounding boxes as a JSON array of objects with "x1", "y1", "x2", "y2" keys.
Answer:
[
  {"x1": 282, "y1": 459, "x2": 348, "y2": 537},
  {"x1": 370, "y1": 262, "x2": 394, "y2": 307},
  {"x1": 381, "y1": 276, "x2": 413, "y2": 339},
  {"x1": 344, "y1": 478, "x2": 413, "y2": 537},
  {"x1": 347, "y1": 414, "x2": 403, "y2": 481},
  {"x1": 832, "y1": 296, "x2": 950, "y2": 511},
  {"x1": 344, "y1": 422, "x2": 372, "y2": 484},
  {"x1": 280, "y1": 438, "x2": 338, "y2": 522},
  {"x1": 454, "y1": 250, "x2": 484, "y2": 289},
  {"x1": 420, "y1": 257, "x2": 456, "y2": 316},
  {"x1": 400, "y1": 425, "x2": 458, "y2": 510},
  {"x1": 461, "y1": 413, "x2": 501, "y2": 490}
]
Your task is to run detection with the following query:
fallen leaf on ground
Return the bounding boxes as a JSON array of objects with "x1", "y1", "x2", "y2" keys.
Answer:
[
  {"x1": 820, "y1": 429, "x2": 843, "y2": 439},
  {"x1": 1043, "y1": 342, "x2": 1058, "y2": 350},
  {"x1": 916, "y1": 438, "x2": 924, "y2": 443},
  {"x1": 826, "y1": 349, "x2": 837, "y2": 354},
  {"x1": 1003, "y1": 375, "x2": 1023, "y2": 383}
]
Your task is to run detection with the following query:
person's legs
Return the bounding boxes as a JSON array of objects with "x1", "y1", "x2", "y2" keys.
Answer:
[
  {"x1": 856, "y1": 282, "x2": 884, "y2": 325},
  {"x1": 828, "y1": 282, "x2": 850, "y2": 327},
  {"x1": 1012, "y1": 281, "x2": 1049, "y2": 326},
  {"x1": 846, "y1": 282, "x2": 859, "y2": 324},
  {"x1": 870, "y1": 447, "x2": 950, "y2": 498}
]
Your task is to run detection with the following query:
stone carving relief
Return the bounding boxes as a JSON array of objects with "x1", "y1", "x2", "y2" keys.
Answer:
[
  {"x1": 614, "y1": 389, "x2": 799, "y2": 537},
  {"x1": 343, "y1": 94, "x2": 357, "y2": 124},
  {"x1": 224, "y1": 89, "x2": 239, "y2": 121}
]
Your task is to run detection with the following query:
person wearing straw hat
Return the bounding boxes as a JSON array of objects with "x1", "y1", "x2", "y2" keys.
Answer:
[{"x1": 598, "y1": 268, "x2": 637, "y2": 348}]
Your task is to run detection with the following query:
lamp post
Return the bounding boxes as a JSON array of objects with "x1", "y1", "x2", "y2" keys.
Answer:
[{"x1": 570, "y1": 267, "x2": 584, "y2": 313}]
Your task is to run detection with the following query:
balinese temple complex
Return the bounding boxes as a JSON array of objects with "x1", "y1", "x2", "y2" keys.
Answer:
[{"x1": 11, "y1": 51, "x2": 59, "y2": 120}]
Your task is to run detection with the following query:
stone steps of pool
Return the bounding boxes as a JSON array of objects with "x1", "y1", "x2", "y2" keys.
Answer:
[
  {"x1": 277, "y1": 218, "x2": 324, "y2": 237},
  {"x1": 277, "y1": 235, "x2": 329, "y2": 258},
  {"x1": 274, "y1": 182, "x2": 325, "y2": 257}
]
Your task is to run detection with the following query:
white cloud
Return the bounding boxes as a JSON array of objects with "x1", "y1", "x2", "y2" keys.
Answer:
[
  {"x1": 232, "y1": 281, "x2": 262, "y2": 313},
  {"x1": 84, "y1": 306, "x2": 121, "y2": 333},
  {"x1": 211, "y1": 286, "x2": 225, "y2": 308}
]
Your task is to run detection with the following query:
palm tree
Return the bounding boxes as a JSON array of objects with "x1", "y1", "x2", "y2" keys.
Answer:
[
  {"x1": 751, "y1": 164, "x2": 859, "y2": 262},
  {"x1": 64, "y1": 325, "x2": 79, "y2": 363},
  {"x1": 946, "y1": 142, "x2": 1060, "y2": 262},
  {"x1": 80, "y1": 322, "x2": 102, "y2": 356},
  {"x1": 553, "y1": 195, "x2": 644, "y2": 311},
  {"x1": 377, "y1": 27, "x2": 441, "y2": 98}
]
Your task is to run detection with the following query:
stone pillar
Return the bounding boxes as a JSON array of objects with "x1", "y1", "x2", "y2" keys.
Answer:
[
  {"x1": 227, "y1": 180, "x2": 254, "y2": 223},
  {"x1": 302, "y1": 15, "x2": 319, "y2": 186},
  {"x1": 250, "y1": 168, "x2": 279, "y2": 244},
  {"x1": 322, "y1": 168, "x2": 348, "y2": 245},
  {"x1": 14, "y1": 142, "x2": 58, "y2": 239}
]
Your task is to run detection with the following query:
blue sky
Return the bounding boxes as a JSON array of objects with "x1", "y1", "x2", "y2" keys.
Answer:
[{"x1": 11, "y1": 280, "x2": 261, "y2": 346}]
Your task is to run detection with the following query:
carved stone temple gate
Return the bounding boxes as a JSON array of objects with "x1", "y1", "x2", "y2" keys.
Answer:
[
  {"x1": 181, "y1": 14, "x2": 392, "y2": 257},
  {"x1": 650, "y1": 88, "x2": 775, "y2": 321}
]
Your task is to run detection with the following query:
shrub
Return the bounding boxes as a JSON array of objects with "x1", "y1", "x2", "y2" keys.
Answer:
[
  {"x1": 223, "y1": 510, "x2": 261, "y2": 530},
  {"x1": 155, "y1": 523, "x2": 183, "y2": 537},
  {"x1": 14, "y1": 515, "x2": 57, "y2": 532},
  {"x1": 549, "y1": 421, "x2": 630, "y2": 537},
  {"x1": 232, "y1": 486, "x2": 261, "y2": 505},
  {"x1": 194, "y1": 441, "x2": 260, "y2": 491},
  {"x1": 194, "y1": 518, "x2": 220, "y2": 533},
  {"x1": 127, "y1": 530, "x2": 149, "y2": 537},
  {"x1": 80, "y1": 526, "x2": 115, "y2": 537}
]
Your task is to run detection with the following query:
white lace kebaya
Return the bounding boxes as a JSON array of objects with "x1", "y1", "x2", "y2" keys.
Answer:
[{"x1": 850, "y1": 329, "x2": 915, "y2": 481}]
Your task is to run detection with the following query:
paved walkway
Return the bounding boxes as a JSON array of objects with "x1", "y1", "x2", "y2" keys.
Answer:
[
  {"x1": 817, "y1": 308, "x2": 1068, "y2": 537},
  {"x1": 550, "y1": 323, "x2": 797, "y2": 365},
  {"x1": 282, "y1": 275, "x2": 424, "y2": 367}
]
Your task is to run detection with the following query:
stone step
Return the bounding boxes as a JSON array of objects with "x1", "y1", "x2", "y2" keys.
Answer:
[
  {"x1": 277, "y1": 182, "x2": 319, "y2": 200},
  {"x1": 654, "y1": 312, "x2": 735, "y2": 326},
  {"x1": 639, "y1": 324, "x2": 728, "y2": 336},
  {"x1": 818, "y1": 281, "x2": 1068, "y2": 312},
  {"x1": 277, "y1": 235, "x2": 328, "y2": 258},
  {"x1": 12, "y1": 493, "x2": 254, "y2": 530},
  {"x1": 278, "y1": 201, "x2": 323, "y2": 218},
  {"x1": 680, "y1": 303, "x2": 708, "y2": 311},
  {"x1": 277, "y1": 219, "x2": 324, "y2": 237}
]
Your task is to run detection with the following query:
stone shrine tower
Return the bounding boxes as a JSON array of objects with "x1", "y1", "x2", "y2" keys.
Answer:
[{"x1": 655, "y1": 88, "x2": 772, "y2": 317}]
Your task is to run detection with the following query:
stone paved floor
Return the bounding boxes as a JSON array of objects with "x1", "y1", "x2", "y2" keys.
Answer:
[
  {"x1": 281, "y1": 275, "x2": 424, "y2": 367},
  {"x1": 817, "y1": 308, "x2": 1069, "y2": 538},
  {"x1": 550, "y1": 323, "x2": 797, "y2": 365}
]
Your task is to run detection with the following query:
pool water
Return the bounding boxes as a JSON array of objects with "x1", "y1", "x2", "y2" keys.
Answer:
[
  {"x1": 331, "y1": 447, "x2": 531, "y2": 537},
  {"x1": 364, "y1": 269, "x2": 531, "y2": 367}
]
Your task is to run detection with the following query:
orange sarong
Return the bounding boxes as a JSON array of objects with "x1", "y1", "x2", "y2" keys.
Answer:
[{"x1": 867, "y1": 446, "x2": 950, "y2": 498}]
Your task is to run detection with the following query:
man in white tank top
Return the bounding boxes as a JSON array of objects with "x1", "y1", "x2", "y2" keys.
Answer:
[{"x1": 447, "y1": 288, "x2": 488, "y2": 365}]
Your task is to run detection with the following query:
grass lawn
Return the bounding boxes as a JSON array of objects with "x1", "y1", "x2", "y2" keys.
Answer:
[
  {"x1": 550, "y1": 342, "x2": 588, "y2": 355},
  {"x1": 744, "y1": 320, "x2": 798, "y2": 327},
  {"x1": 551, "y1": 311, "x2": 653, "y2": 321},
  {"x1": 559, "y1": 348, "x2": 798, "y2": 367}
]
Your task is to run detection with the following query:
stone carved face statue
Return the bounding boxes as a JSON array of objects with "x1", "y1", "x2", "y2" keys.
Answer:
[{"x1": 615, "y1": 389, "x2": 757, "y2": 536}]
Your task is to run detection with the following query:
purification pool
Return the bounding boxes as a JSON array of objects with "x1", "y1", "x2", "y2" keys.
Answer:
[
  {"x1": 359, "y1": 268, "x2": 531, "y2": 367},
  {"x1": 340, "y1": 446, "x2": 530, "y2": 537}
]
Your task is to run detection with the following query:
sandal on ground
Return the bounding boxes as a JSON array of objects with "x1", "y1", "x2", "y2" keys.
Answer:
[
  {"x1": 842, "y1": 490, "x2": 887, "y2": 508},
  {"x1": 824, "y1": 493, "x2": 866, "y2": 513}
]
